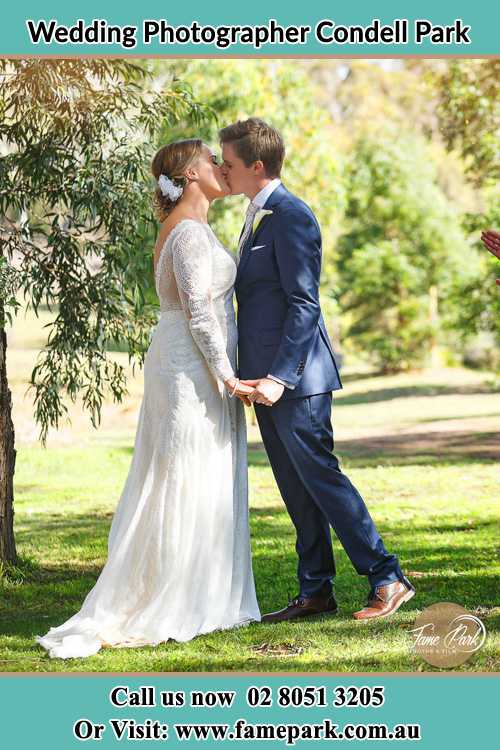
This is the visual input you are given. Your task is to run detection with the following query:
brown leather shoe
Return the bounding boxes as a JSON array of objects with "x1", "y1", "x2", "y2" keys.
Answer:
[
  {"x1": 353, "y1": 580, "x2": 415, "y2": 620},
  {"x1": 261, "y1": 593, "x2": 338, "y2": 624}
]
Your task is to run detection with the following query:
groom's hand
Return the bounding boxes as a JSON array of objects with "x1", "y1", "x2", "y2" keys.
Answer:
[{"x1": 241, "y1": 378, "x2": 285, "y2": 406}]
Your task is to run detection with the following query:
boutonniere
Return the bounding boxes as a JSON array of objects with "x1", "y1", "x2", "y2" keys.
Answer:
[{"x1": 252, "y1": 209, "x2": 273, "y2": 234}]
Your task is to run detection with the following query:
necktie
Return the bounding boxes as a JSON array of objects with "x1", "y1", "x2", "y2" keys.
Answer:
[{"x1": 237, "y1": 201, "x2": 259, "y2": 262}]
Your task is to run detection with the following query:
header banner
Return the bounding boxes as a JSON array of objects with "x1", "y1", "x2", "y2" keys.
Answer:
[{"x1": 1, "y1": 0, "x2": 498, "y2": 56}]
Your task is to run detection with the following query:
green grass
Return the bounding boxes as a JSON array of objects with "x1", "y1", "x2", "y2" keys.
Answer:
[
  {"x1": 1, "y1": 440, "x2": 498, "y2": 673},
  {"x1": 2, "y1": 309, "x2": 499, "y2": 672}
]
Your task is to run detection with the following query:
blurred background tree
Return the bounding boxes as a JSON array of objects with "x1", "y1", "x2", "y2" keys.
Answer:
[
  {"x1": 336, "y1": 128, "x2": 468, "y2": 372},
  {"x1": 430, "y1": 60, "x2": 499, "y2": 186},
  {"x1": 428, "y1": 60, "x2": 500, "y2": 368},
  {"x1": 301, "y1": 59, "x2": 498, "y2": 371}
]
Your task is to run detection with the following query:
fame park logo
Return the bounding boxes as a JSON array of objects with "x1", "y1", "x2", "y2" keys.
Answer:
[{"x1": 409, "y1": 602, "x2": 486, "y2": 667}]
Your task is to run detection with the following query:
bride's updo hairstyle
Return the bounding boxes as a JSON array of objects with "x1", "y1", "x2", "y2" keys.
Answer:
[{"x1": 151, "y1": 139, "x2": 203, "y2": 221}]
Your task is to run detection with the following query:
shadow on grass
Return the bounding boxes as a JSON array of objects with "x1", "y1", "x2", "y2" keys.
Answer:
[
  {"x1": 2, "y1": 603, "x2": 498, "y2": 673},
  {"x1": 3, "y1": 502, "x2": 498, "y2": 632},
  {"x1": 248, "y1": 431, "x2": 500, "y2": 467},
  {"x1": 335, "y1": 430, "x2": 499, "y2": 464},
  {"x1": 1, "y1": 653, "x2": 493, "y2": 673},
  {"x1": 250, "y1": 508, "x2": 499, "y2": 535},
  {"x1": 21, "y1": 515, "x2": 113, "y2": 534}
]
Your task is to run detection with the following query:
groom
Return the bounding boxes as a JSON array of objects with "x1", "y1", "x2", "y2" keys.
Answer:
[{"x1": 220, "y1": 118, "x2": 415, "y2": 622}]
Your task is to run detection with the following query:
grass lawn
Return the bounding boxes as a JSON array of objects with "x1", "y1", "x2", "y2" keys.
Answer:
[{"x1": 1, "y1": 308, "x2": 499, "y2": 672}]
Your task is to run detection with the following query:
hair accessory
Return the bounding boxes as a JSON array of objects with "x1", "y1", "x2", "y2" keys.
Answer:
[{"x1": 158, "y1": 174, "x2": 183, "y2": 201}]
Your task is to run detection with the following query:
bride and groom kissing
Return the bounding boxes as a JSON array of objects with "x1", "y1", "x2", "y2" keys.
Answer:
[{"x1": 36, "y1": 118, "x2": 415, "y2": 659}]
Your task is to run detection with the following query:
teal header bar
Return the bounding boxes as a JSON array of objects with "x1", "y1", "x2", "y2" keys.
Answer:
[
  {"x1": 0, "y1": 675, "x2": 498, "y2": 747},
  {"x1": 0, "y1": 1, "x2": 498, "y2": 56}
]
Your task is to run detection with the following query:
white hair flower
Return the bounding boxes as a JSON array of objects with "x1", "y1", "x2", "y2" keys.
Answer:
[{"x1": 158, "y1": 174, "x2": 183, "y2": 201}]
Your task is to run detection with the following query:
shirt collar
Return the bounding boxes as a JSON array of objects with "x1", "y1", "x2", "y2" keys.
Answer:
[{"x1": 252, "y1": 178, "x2": 282, "y2": 209}]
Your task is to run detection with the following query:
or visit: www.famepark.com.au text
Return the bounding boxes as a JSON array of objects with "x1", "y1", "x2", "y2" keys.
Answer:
[
  {"x1": 73, "y1": 717, "x2": 422, "y2": 743},
  {"x1": 171, "y1": 718, "x2": 421, "y2": 743}
]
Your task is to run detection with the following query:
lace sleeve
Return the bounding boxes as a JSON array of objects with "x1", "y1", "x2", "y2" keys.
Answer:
[{"x1": 172, "y1": 222, "x2": 235, "y2": 383}]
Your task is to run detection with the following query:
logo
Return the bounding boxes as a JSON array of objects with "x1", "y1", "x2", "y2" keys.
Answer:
[{"x1": 409, "y1": 602, "x2": 486, "y2": 667}]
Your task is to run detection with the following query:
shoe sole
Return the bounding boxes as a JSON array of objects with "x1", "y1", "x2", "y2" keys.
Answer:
[{"x1": 353, "y1": 587, "x2": 416, "y2": 621}]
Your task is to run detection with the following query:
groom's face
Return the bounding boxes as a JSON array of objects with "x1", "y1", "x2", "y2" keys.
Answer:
[{"x1": 220, "y1": 142, "x2": 258, "y2": 197}]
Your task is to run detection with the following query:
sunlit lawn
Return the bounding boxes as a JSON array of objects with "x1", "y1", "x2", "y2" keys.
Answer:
[{"x1": 1, "y1": 308, "x2": 499, "y2": 672}]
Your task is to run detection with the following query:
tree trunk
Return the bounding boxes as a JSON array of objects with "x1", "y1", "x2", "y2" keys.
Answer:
[
  {"x1": 429, "y1": 285, "x2": 440, "y2": 368},
  {"x1": 0, "y1": 299, "x2": 17, "y2": 566}
]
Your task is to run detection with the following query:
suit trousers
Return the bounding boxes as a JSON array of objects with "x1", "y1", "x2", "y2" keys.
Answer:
[{"x1": 254, "y1": 393, "x2": 404, "y2": 597}]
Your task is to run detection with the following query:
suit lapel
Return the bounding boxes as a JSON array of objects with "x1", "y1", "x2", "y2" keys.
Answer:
[
  {"x1": 237, "y1": 216, "x2": 270, "y2": 277},
  {"x1": 250, "y1": 212, "x2": 272, "y2": 246},
  {"x1": 237, "y1": 184, "x2": 288, "y2": 279}
]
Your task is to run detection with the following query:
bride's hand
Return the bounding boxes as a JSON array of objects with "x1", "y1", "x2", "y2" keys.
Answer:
[{"x1": 224, "y1": 377, "x2": 255, "y2": 406}]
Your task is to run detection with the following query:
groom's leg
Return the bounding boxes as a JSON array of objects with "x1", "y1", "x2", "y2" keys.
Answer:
[
  {"x1": 268, "y1": 393, "x2": 404, "y2": 589},
  {"x1": 255, "y1": 404, "x2": 335, "y2": 598}
]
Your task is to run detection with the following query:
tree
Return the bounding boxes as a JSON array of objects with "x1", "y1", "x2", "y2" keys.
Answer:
[
  {"x1": 445, "y1": 190, "x2": 500, "y2": 369},
  {"x1": 430, "y1": 60, "x2": 500, "y2": 187},
  {"x1": 337, "y1": 128, "x2": 469, "y2": 372},
  {"x1": 0, "y1": 60, "x2": 207, "y2": 565},
  {"x1": 429, "y1": 60, "x2": 500, "y2": 363}
]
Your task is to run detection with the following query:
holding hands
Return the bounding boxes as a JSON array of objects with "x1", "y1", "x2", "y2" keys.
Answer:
[
  {"x1": 224, "y1": 377, "x2": 255, "y2": 404},
  {"x1": 224, "y1": 376, "x2": 285, "y2": 407},
  {"x1": 241, "y1": 377, "x2": 285, "y2": 406}
]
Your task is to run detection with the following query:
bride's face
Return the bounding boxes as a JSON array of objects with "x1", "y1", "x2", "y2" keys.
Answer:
[{"x1": 188, "y1": 145, "x2": 230, "y2": 200}]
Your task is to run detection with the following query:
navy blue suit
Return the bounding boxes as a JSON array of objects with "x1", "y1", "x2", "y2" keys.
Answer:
[{"x1": 235, "y1": 184, "x2": 404, "y2": 596}]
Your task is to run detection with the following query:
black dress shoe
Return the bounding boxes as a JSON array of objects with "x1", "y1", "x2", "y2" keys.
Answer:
[{"x1": 261, "y1": 593, "x2": 338, "y2": 624}]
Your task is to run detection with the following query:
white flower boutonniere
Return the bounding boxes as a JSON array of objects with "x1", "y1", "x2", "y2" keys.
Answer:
[{"x1": 252, "y1": 208, "x2": 273, "y2": 235}]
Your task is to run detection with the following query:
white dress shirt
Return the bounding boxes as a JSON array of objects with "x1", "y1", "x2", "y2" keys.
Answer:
[{"x1": 252, "y1": 177, "x2": 281, "y2": 208}]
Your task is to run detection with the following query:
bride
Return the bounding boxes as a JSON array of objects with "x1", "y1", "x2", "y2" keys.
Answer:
[{"x1": 35, "y1": 139, "x2": 261, "y2": 659}]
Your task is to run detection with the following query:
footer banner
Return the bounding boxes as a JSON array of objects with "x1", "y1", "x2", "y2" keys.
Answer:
[{"x1": 1, "y1": 674, "x2": 497, "y2": 747}]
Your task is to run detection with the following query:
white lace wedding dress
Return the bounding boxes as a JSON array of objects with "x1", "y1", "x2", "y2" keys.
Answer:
[{"x1": 35, "y1": 219, "x2": 261, "y2": 659}]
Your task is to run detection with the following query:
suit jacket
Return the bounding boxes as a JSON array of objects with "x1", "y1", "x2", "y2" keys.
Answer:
[{"x1": 235, "y1": 183, "x2": 342, "y2": 400}]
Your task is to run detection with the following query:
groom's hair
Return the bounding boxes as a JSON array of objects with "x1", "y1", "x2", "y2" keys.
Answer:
[{"x1": 219, "y1": 118, "x2": 285, "y2": 177}]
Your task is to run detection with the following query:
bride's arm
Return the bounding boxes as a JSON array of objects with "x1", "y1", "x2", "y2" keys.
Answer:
[{"x1": 171, "y1": 222, "x2": 235, "y2": 385}]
